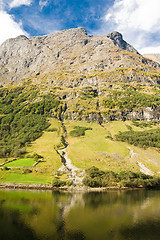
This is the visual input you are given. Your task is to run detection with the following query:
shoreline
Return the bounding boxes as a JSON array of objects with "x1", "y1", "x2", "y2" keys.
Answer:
[{"x1": 0, "y1": 182, "x2": 146, "y2": 192}]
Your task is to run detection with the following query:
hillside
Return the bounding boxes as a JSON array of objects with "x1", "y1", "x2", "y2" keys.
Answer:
[
  {"x1": 0, "y1": 28, "x2": 160, "y2": 189},
  {"x1": 143, "y1": 54, "x2": 160, "y2": 64}
]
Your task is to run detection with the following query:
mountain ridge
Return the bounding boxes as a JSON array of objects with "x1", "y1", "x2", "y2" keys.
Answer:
[{"x1": 0, "y1": 27, "x2": 160, "y2": 87}]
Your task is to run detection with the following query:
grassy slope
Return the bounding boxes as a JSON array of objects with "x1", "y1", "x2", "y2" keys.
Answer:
[
  {"x1": 65, "y1": 120, "x2": 160, "y2": 174},
  {"x1": 0, "y1": 119, "x2": 160, "y2": 184},
  {"x1": 0, "y1": 118, "x2": 62, "y2": 184},
  {"x1": 65, "y1": 121, "x2": 136, "y2": 172},
  {"x1": 27, "y1": 118, "x2": 62, "y2": 171}
]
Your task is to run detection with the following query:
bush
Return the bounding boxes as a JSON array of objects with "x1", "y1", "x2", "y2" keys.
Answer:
[
  {"x1": 132, "y1": 119, "x2": 157, "y2": 128},
  {"x1": 46, "y1": 128, "x2": 57, "y2": 132},
  {"x1": 83, "y1": 167, "x2": 160, "y2": 189},
  {"x1": 83, "y1": 176, "x2": 102, "y2": 187},
  {"x1": 33, "y1": 153, "x2": 43, "y2": 161},
  {"x1": 66, "y1": 179, "x2": 73, "y2": 186},
  {"x1": 86, "y1": 166, "x2": 104, "y2": 178},
  {"x1": 23, "y1": 169, "x2": 32, "y2": 174},
  {"x1": 52, "y1": 178, "x2": 67, "y2": 187},
  {"x1": 115, "y1": 128, "x2": 160, "y2": 149},
  {"x1": 70, "y1": 126, "x2": 92, "y2": 137},
  {"x1": 102, "y1": 90, "x2": 160, "y2": 110},
  {"x1": 3, "y1": 166, "x2": 10, "y2": 171}
]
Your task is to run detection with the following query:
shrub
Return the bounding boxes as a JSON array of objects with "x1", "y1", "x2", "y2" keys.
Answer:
[
  {"x1": 83, "y1": 176, "x2": 102, "y2": 187},
  {"x1": 33, "y1": 153, "x2": 43, "y2": 161},
  {"x1": 46, "y1": 128, "x2": 57, "y2": 132},
  {"x1": 23, "y1": 169, "x2": 32, "y2": 174},
  {"x1": 132, "y1": 120, "x2": 157, "y2": 128},
  {"x1": 3, "y1": 166, "x2": 10, "y2": 171},
  {"x1": 70, "y1": 126, "x2": 92, "y2": 137},
  {"x1": 115, "y1": 128, "x2": 160, "y2": 149},
  {"x1": 52, "y1": 178, "x2": 67, "y2": 187},
  {"x1": 83, "y1": 167, "x2": 160, "y2": 189},
  {"x1": 86, "y1": 166, "x2": 104, "y2": 178},
  {"x1": 66, "y1": 179, "x2": 73, "y2": 186}
]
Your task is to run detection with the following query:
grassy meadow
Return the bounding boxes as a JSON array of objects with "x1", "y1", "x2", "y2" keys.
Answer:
[
  {"x1": 0, "y1": 118, "x2": 160, "y2": 185},
  {"x1": 3, "y1": 158, "x2": 35, "y2": 168},
  {"x1": 0, "y1": 118, "x2": 63, "y2": 184},
  {"x1": 65, "y1": 120, "x2": 160, "y2": 174}
]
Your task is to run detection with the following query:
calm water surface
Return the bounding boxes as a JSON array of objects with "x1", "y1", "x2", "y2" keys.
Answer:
[{"x1": 0, "y1": 189, "x2": 160, "y2": 240}]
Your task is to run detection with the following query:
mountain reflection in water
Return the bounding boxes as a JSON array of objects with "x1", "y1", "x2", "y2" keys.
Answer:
[{"x1": 0, "y1": 190, "x2": 160, "y2": 240}]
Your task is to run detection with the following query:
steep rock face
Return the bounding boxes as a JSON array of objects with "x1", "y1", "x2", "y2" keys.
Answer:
[
  {"x1": 0, "y1": 27, "x2": 160, "y2": 86},
  {"x1": 64, "y1": 106, "x2": 160, "y2": 123},
  {"x1": 106, "y1": 31, "x2": 139, "y2": 54}
]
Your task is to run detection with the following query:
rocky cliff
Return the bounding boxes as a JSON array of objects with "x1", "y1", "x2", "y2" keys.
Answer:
[{"x1": 0, "y1": 27, "x2": 160, "y2": 87}]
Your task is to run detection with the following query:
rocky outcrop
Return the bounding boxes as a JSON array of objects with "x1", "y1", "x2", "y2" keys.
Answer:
[
  {"x1": 62, "y1": 106, "x2": 160, "y2": 123},
  {"x1": 0, "y1": 27, "x2": 160, "y2": 86},
  {"x1": 106, "y1": 31, "x2": 139, "y2": 54}
]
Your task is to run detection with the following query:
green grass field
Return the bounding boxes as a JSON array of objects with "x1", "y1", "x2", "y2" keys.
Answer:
[
  {"x1": 4, "y1": 158, "x2": 35, "y2": 167},
  {"x1": 0, "y1": 118, "x2": 63, "y2": 184},
  {"x1": 0, "y1": 171, "x2": 51, "y2": 184},
  {"x1": 27, "y1": 118, "x2": 63, "y2": 172},
  {"x1": 65, "y1": 120, "x2": 135, "y2": 172},
  {"x1": 65, "y1": 120, "x2": 160, "y2": 174}
]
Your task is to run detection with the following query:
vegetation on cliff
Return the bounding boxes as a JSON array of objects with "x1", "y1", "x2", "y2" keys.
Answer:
[{"x1": 0, "y1": 86, "x2": 62, "y2": 157}]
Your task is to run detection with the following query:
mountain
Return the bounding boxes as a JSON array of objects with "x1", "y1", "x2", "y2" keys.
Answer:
[
  {"x1": 0, "y1": 27, "x2": 160, "y2": 87},
  {"x1": 0, "y1": 27, "x2": 160, "y2": 188}
]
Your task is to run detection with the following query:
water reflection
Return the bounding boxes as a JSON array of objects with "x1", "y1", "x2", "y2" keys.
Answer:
[{"x1": 0, "y1": 190, "x2": 160, "y2": 240}]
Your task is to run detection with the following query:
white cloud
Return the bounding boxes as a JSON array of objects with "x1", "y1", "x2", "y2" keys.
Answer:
[
  {"x1": 0, "y1": 10, "x2": 28, "y2": 45},
  {"x1": 9, "y1": 0, "x2": 32, "y2": 9},
  {"x1": 0, "y1": 0, "x2": 30, "y2": 45},
  {"x1": 39, "y1": 0, "x2": 49, "y2": 10},
  {"x1": 26, "y1": 13, "x2": 60, "y2": 35},
  {"x1": 104, "y1": 0, "x2": 160, "y2": 53},
  {"x1": 139, "y1": 46, "x2": 160, "y2": 54}
]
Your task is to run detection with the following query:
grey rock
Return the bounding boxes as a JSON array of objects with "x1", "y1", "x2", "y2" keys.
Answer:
[
  {"x1": 106, "y1": 31, "x2": 139, "y2": 54},
  {"x1": 0, "y1": 27, "x2": 160, "y2": 86}
]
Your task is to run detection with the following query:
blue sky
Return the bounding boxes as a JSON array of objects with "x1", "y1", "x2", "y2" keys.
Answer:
[{"x1": 1, "y1": 0, "x2": 160, "y2": 53}]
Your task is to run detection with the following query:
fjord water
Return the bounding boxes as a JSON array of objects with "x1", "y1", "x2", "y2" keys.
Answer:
[{"x1": 0, "y1": 190, "x2": 160, "y2": 240}]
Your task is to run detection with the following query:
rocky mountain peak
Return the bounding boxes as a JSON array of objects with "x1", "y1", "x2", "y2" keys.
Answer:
[
  {"x1": 2, "y1": 35, "x2": 29, "y2": 48},
  {"x1": 106, "y1": 31, "x2": 139, "y2": 54},
  {"x1": 0, "y1": 27, "x2": 160, "y2": 86}
]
